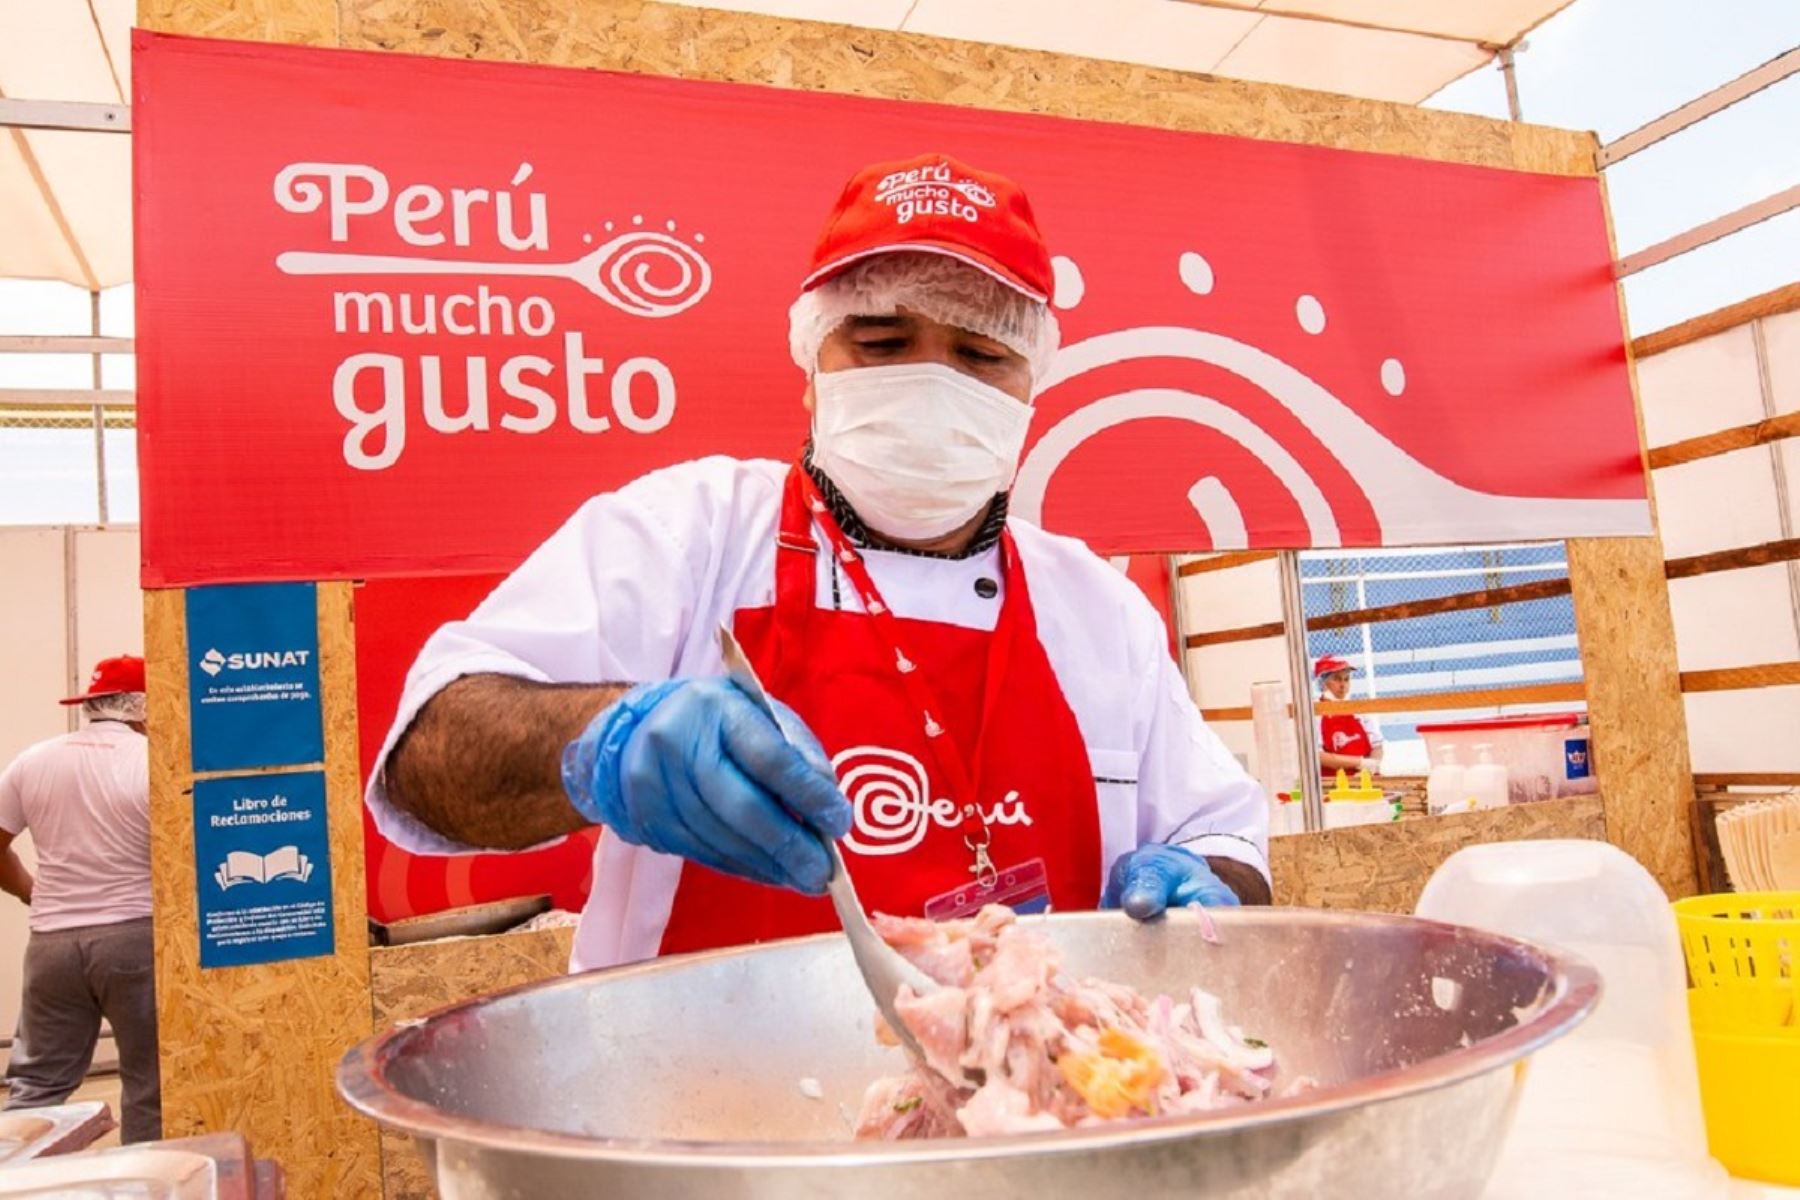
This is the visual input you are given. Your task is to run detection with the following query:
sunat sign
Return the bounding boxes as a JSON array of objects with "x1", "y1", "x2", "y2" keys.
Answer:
[{"x1": 198, "y1": 648, "x2": 314, "y2": 677}]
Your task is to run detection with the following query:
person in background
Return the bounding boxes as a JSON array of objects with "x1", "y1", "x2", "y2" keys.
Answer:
[
  {"x1": 0, "y1": 655, "x2": 161, "y2": 1143},
  {"x1": 1315, "y1": 654, "x2": 1383, "y2": 778}
]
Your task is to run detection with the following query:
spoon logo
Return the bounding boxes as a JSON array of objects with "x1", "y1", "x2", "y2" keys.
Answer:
[
  {"x1": 275, "y1": 226, "x2": 713, "y2": 319},
  {"x1": 1013, "y1": 252, "x2": 1651, "y2": 549}
]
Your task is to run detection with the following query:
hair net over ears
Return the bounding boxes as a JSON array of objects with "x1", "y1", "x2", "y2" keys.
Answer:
[
  {"x1": 84, "y1": 692, "x2": 146, "y2": 723},
  {"x1": 788, "y1": 252, "x2": 1061, "y2": 388}
]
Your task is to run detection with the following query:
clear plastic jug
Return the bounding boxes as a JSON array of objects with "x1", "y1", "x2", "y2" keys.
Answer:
[{"x1": 1416, "y1": 839, "x2": 1729, "y2": 1198}]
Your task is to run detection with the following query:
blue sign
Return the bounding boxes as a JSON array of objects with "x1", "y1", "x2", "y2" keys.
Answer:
[
  {"x1": 193, "y1": 771, "x2": 334, "y2": 968},
  {"x1": 1565, "y1": 737, "x2": 1592, "y2": 781},
  {"x1": 186, "y1": 583, "x2": 323, "y2": 772}
]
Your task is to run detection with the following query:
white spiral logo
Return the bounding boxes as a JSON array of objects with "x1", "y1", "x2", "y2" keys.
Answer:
[
  {"x1": 833, "y1": 745, "x2": 952, "y2": 857},
  {"x1": 585, "y1": 230, "x2": 713, "y2": 318},
  {"x1": 832, "y1": 745, "x2": 1035, "y2": 857}
]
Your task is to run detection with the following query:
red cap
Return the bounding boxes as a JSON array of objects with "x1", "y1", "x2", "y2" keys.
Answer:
[
  {"x1": 801, "y1": 153, "x2": 1054, "y2": 302},
  {"x1": 1313, "y1": 655, "x2": 1355, "y2": 679},
  {"x1": 61, "y1": 654, "x2": 146, "y2": 705}
]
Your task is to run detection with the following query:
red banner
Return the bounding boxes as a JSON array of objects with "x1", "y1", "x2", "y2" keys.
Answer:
[{"x1": 134, "y1": 32, "x2": 1649, "y2": 589}]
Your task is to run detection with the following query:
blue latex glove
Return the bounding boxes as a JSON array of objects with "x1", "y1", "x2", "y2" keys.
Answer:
[
  {"x1": 1103, "y1": 843, "x2": 1241, "y2": 920},
  {"x1": 561, "y1": 679, "x2": 852, "y2": 895}
]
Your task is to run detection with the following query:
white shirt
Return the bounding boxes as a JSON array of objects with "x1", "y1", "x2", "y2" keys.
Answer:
[
  {"x1": 367, "y1": 457, "x2": 1269, "y2": 970},
  {"x1": 0, "y1": 721, "x2": 152, "y2": 933}
]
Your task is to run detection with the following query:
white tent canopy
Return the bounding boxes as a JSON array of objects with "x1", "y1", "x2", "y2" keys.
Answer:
[
  {"x1": 0, "y1": 0, "x2": 1568, "y2": 290},
  {"x1": 0, "y1": 0, "x2": 131, "y2": 290}
]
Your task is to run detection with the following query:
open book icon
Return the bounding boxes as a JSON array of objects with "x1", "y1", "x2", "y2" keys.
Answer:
[{"x1": 215, "y1": 846, "x2": 313, "y2": 890}]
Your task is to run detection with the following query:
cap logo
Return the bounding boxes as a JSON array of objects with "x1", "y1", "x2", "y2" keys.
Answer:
[{"x1": 872, "y1": 162, "x2": 997, "y2": 226}]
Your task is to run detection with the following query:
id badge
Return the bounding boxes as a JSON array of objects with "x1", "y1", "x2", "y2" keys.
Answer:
[{"x1": 923, "y1": 857, "x2": 1052, "y2": 921}]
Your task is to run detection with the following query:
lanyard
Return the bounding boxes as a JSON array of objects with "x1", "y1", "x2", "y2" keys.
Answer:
[{"x1": 785, "y1": 469, "x2": 1020, "y2": 885}]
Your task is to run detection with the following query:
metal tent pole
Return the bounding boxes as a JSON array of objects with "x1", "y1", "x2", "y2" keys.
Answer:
[{"x1": 1279, "y1": 551, "x2": 1324, "y2": 832}]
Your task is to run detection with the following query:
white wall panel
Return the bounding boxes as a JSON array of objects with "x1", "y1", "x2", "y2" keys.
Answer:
[
  {"x1": 73, "y1": 527, "x2": 143, "y2": 671},
  {"x1": 1667, "y1": 566, "x2": 1800, "y2": 672},
  {"x1": 0, "y1": 529, "x2": 70, "y2": 765},
  {"x1": 1685, "y1": 688, "x2": 1800, "y2": 775},
  {"x1": 1763, "y1": 309, "x2": 1800, "y2": 415},
  {"x1": 1652, "y1": 451, "x2": 1784, "y2": 560},
  {"x1": 1637, "y1": 323, "x2": 1761, "y2": 447}
]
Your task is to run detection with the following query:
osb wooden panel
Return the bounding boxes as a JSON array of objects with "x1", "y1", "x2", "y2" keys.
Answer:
[
  {"x1": 1270, "y1": 795, "x2": 1608, "y2": 911},
  {"x1": 146, "y1": 584, "x2": 379, "y2": 1197},
  {"x1": 140, "y1": 0, "x2": 337, "y2": 43},
  {"x1": 336, "y1": 0, "x2": 1594, "y2": 177},
  {"x1": 1568, "y1": 537, "x2": 1700, "y2": 898},
  {"x1": 369, "y1": 927, "x2": 575, "y2": 1200},
  {"x1": 1562, "y1": 173, "x2": 1699, "y2": 901}
]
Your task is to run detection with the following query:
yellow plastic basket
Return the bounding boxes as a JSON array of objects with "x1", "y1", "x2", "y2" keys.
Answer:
[{"x1": 1674, "y1": 891, "x2": 1800, "y2": 1184}]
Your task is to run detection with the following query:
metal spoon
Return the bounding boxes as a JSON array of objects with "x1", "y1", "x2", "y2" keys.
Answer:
[{"x1": 714, "y1": 625, "x2": 943, "y2": 1072}]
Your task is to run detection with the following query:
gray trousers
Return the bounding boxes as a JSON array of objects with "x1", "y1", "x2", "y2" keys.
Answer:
[{"x1": 5, "y1": 917, "x2": 161, "y2": 1143}]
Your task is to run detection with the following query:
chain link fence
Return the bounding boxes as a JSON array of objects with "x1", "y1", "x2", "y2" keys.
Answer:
[{"x1": 1299, "y1": 543, "x2": 1582, "y2": 771}]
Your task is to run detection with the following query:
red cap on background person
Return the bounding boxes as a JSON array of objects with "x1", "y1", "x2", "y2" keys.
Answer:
[
  {"x1": 800, "y1": 152, "x2": 1055, "y2": 302},
  {"x1": 60, "y1": 655, "x2": 146, "y2": 705},
  {"x1": 1312, "y1": 655, "x2": 1355, "y2": 679}
]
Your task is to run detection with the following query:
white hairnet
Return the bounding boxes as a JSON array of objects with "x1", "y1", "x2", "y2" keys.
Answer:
[
  {"x1": 788, "y1": 252, "x2": 1060, "y2": 386},
  {"x1": 84, "y1": 692, "x2": 146, "y2": 724}
]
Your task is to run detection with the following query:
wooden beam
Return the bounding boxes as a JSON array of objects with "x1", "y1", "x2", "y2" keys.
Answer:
[
  {"x1": 1184, "y1": 620, "x2": 1286, "y2": 649},
  {"x1": 0, "y1": 97, "x2": 131, "y2": 133},
  {"x1": 1566, "y1": 172, "x2": 1700, "y2": 900},
  {"x1": 0, "y1": 335, "x2": 134, "y2": 354},
  {"x1": 1306, "y1": 576, "x2": 1572, "y2": 631},
  {"x1": 1616, "y1": 184, "x2": 1800, "y2": 278},
  {"x1": 1599, "y1": 48, "x2": 1800, "y2": 168},
  {"x1": 1631, "y1": 282, "x2": 1800, "y2": 360},
  {"x1": 1175, "y1": 550, "x2": 1278, "y2": 577},
  {"x1": 1185, "y1": 575, "x2": 1575, "y2": 649},
  {"x1": 1680, "y1": 661, "x2": 1800, "y2": 693},
  {"x1": 1665, "y1": 537, "x2": 1800, "y2": 581},
  {"x1": 1646, "y1": 409, "x2": 1800, "y2": 470},
  {"x1": 1315, "y1": 681, "x2": 1584, "y2": 717},
  {"x1": 1199, "y1": 705, "x2": 1254, "y2": 722},
  {"x1": 1693, "y1": 773, "x2": 1800, "y2": 788}
]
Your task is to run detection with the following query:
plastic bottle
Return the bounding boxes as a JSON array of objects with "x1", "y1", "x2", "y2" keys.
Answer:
[
  {"x1": 1426, "y1": 747, "x2": 1468, "y2": 816},
  {"x1": 1466, "y1": 743, "x2": 1510, "y2": 810}
]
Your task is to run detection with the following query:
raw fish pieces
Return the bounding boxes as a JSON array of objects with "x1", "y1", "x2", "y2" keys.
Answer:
[{"x1": 853, "y1": 906, "x2": 1295, "y2": 1139}]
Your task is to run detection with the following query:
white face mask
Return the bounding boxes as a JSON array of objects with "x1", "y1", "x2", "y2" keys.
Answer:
[{"x1": 811, "y1": 362, "x2": 1032, "y2": 543}]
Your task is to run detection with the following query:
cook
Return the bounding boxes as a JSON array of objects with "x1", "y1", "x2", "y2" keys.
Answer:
[
  {"x1": 1314, "y1": 654, "x2": 1383, "y2": 777},
  {"x1": 370, "y1": 153, "x2": 1270, "y2": 972}
]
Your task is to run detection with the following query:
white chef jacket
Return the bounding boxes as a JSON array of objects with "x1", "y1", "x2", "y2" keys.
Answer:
[{"x1": 366, "y1": 456, "x2": 1269, "y2": 970}]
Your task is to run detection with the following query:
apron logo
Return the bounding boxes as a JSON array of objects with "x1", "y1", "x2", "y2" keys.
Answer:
[{"x1": 832, "y1": 745, "x2": 1032, "y2": 857}]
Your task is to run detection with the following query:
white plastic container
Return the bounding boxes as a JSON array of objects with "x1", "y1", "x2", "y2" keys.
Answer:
[
  {"x1": 1250, "y1": 680, "x2": 1299, "y2": 833},
  {"x1": 1465, "y1": 744, "x2": 1510, "y2": 810},
  {"x1": 1426, "y1": 747, "x2": 1472, "y2": 816},
  {"x1": 1322, "y1": 799, "x2": 1398, "y2": 828},
  {"x1": 1417, "y1": 713, "x2": 1595, "y2": 805},
  {"x1": 1417, "y1": 840, "x2": 1728, "y2": 1199}
]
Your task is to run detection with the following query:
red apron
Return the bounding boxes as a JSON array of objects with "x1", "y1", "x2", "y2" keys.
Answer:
[
  {"x1": 659, "y1": 465, "x2": 1102, "y2": 954},
  {"x1": 1320, "y1": 712, "x2": 1374, "y2": 777}
]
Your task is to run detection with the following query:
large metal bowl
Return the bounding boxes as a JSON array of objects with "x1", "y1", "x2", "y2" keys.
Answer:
[{"x1": 339, "y1": 908, "x2": 1598, "y2": 1199}]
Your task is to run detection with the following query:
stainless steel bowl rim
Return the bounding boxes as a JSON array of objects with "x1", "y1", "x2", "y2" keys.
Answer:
[{"x1": 338, "y1": 908, "x2": 1599, "y2": 1167}]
